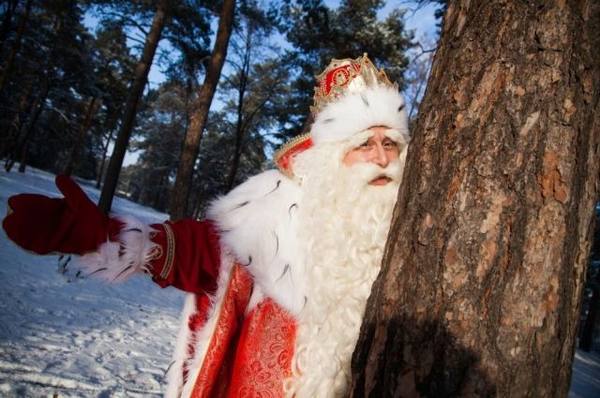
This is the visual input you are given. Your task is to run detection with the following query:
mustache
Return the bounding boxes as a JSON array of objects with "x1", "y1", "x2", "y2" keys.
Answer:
[{"x1": 346, "y1": 159, "x2": 402, "y2": 183}]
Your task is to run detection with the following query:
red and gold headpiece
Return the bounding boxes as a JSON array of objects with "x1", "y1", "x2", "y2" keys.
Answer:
[
  {"x1": 275, "y1": 54, "x2": 408, "y2": 177},
  {"x1": 311, "y1": 54, "x2": 395, "y2": 115}
]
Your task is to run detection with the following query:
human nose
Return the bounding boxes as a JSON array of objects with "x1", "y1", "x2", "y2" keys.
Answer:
[{"x1": 372, "y1": 143, "x2": 389, "y2": 168}]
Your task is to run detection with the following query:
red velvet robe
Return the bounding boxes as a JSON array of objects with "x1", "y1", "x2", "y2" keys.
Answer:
[{"x1": 148, "y1": 219, "x2": 297, "y2": 397}]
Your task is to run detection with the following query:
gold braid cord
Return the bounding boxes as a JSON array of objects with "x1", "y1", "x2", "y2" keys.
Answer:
[{"x1": 160, "y1": 223, "x2": 176, "y2": 280}]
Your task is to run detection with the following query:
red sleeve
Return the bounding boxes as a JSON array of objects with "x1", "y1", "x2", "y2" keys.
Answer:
[{"x1": 147, "y1": 219, "x2": 221, "y2": 294}]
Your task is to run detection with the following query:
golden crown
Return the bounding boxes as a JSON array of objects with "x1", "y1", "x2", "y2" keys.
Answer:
[
  {"x1": 310, "y1": 53, "x2": 396, "y2": 115},
  {"x1": 274, "y1": 54, "x2": 397, "y2": 177}
]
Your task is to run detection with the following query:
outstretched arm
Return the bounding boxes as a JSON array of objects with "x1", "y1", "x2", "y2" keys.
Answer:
[
  {"x1": 119, "y1": 219, "x2": 221, "y2": 294},
  {"x1": 3, "y1": 175, "x2": 221, "y2": 294}
]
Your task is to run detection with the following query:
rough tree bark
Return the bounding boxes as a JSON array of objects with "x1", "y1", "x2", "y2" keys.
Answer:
[
  {"x1": 98, "y1": 0, "x2": 169, "y2": 213},
  {"x1": 350, "y1": 1, "x2": 600, "y2": 397},
  {"x1": 169, "y1": 0, "x2": 235, "y2": 221}
]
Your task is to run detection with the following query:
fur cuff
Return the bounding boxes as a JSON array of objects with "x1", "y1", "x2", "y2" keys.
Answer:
[{"x1": 76, "y1": 216, "x2": 159, "y2": 282}]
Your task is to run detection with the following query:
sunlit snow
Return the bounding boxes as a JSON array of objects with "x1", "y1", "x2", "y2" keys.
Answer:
[{"x1": 0, "y1": 167, "x2": 182, "y2": 396}]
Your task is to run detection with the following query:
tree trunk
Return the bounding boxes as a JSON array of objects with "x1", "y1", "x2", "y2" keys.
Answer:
[
  {"x1": 225, "y1": 22, "x2": 252, "y2": 191},
  {"x1": 225, "y1": 95, "x2": 270, "y2": 191},
  {"x1": 97, "y1": 0, "x2": 169, "y2": 213},
  {"x1": 0, "y1": 0, "x2": 32, "y2": 95},
  {"x1": 14, "y1": 85, "x2": 47, "y2": 173},
  {"x1": 225, "y1": 83, "x2": 247, "y2": 191},
  {"x1": 5, "y1": 79, "x2": 49, "y2": 172},
  {"x1": 169, "y1": 0, "x2": 235, "y2": 221},
  {"x1": 192, "y1": 190, "x2": 204, "y2": 219},
  {"x1": 17, "y1": 138, "x2": 28, "y2": 173},
  {"x1": 225, "y1": 118, "x2": 244, "y2": 191},
  {"x1": 64, "y1": 96, "x2": 100, "y2": 176},
  {"x1": 1, "y1": 78, "x2": 33, "y2": 158},
  {"x1": 96, "y1": 129, "x2": 114, "y2": 189},
  {"x1": 350, "y1": 1, "x2": 600, "y2": 397}
]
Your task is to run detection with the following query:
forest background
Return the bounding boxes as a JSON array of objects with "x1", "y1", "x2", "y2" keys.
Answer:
[
  {"x1": 0, "y1": 0, "x2": 440, "y2": 218},
  {"x1": 0, "y1": 0, "x2": 598, "y2": 370}
]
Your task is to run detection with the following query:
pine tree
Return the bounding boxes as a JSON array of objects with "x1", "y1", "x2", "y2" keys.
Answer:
[
  {"x1": 350, "y1": 1, "x2": 600, "y2": 395},
  {"x1": 280, "y1": 0, "x2": 414, "y2": 137},
  {"x1": 98, "y1": 0, "x2": 171, "y2": 213},
  {"x1": 169, "y1": 0, "x2": 236, "y2": 220}
]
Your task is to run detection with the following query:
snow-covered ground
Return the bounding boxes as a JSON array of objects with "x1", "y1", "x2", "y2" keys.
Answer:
[
  {"x1": 0, "y1": 166, "x2": 599, "y2": 397},
  {"x1": 571, "y1": 350, "x2": 600, "y2": 397},
  {"x1": 0, "y1": 167, "x2": 183, "y2": 397}
]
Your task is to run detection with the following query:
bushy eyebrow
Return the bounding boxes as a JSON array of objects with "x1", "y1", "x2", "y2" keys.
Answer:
[{"x1": 356, "y1": 134, "x2": 400, "y2": 148}]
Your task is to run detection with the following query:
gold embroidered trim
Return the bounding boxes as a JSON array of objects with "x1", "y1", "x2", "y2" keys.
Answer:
[
  {"x1": 273, "y1": 133, "x2": 311, "y2": 170},
  {"x1": 160, "y1": 223, "x2": 175, "y2": 280},
  {"x1": 311, "y1": 53, "x2": 396, "y2": 115}
]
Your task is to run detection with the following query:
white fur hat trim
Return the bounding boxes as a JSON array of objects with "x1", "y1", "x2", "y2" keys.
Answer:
[{"x1": 311, "y1": 85, "x2": 409, "y2": 144}]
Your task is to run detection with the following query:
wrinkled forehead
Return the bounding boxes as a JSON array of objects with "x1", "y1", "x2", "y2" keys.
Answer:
[{"x1": 343, "y1": 126, "x2": 409, "y2": 148}]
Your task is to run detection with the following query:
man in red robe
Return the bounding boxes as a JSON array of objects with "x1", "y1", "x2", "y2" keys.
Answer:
[{"x1": 3, "y1": 54, "x2": 410, "y2": 397}]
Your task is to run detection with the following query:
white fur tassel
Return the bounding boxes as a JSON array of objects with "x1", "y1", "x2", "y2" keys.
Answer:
[{"x1": 76, "y1": 215, "x2": 158, "y2": 282}]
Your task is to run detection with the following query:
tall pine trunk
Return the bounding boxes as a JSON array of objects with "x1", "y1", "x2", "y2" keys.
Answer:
[
  {"x1": 98, "y1": 0, "x2": 169, "y2": 213},
  {"x1": 225, "y1": 75, "x2": 248, "y2": 191},
  {"x1": 64, "y1": 96, "x2": 100, "y2": 176},
  {"x1": 225, "y1": 22, "x2": 252, "y2": 191},
  {"x1": 169, "y1": 0, "x2": 235, "y2": 221},
  {"x1": 350, "y1": 1, "x2": 600, "y2": 397},
  {"x1": 5, "y1": 78, "x2": 49, "y2": 173},
  {"x1": 1, "y1": 78, "x2": 33, "y2": 158},
  {"x1": 17, "y1": 138, "x2": 29, "y2": 173},
  {"x1": 96, "y1": 129, "x2": 114, "y2": 189}
]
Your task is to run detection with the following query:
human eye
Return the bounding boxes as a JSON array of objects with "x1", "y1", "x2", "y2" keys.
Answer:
[
  {"x1": 359, "y1": 140, "x2": 371, "y2": 149},
  {"x1": 383, "y1": 139, "x2": 398, "y2": 149}
]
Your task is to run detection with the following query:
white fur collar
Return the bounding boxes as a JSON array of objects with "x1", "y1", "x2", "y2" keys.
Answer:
[{"x1": 206, "y1": 170, "x2": 306, "y2": 315}]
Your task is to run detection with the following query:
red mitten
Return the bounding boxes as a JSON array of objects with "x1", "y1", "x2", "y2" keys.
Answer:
[{"x1": 3, "y1": 175, "x2": 123, "y2": 255}]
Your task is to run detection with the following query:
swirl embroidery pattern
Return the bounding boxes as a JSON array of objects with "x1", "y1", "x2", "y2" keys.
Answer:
[{"x1": 229, "y1": 298, "x2": 297, "y2": 397}]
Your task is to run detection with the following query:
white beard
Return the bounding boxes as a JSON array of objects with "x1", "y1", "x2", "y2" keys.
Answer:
[{"x1": 284, "y1": 143, "x2": 402, "y2": 397}]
